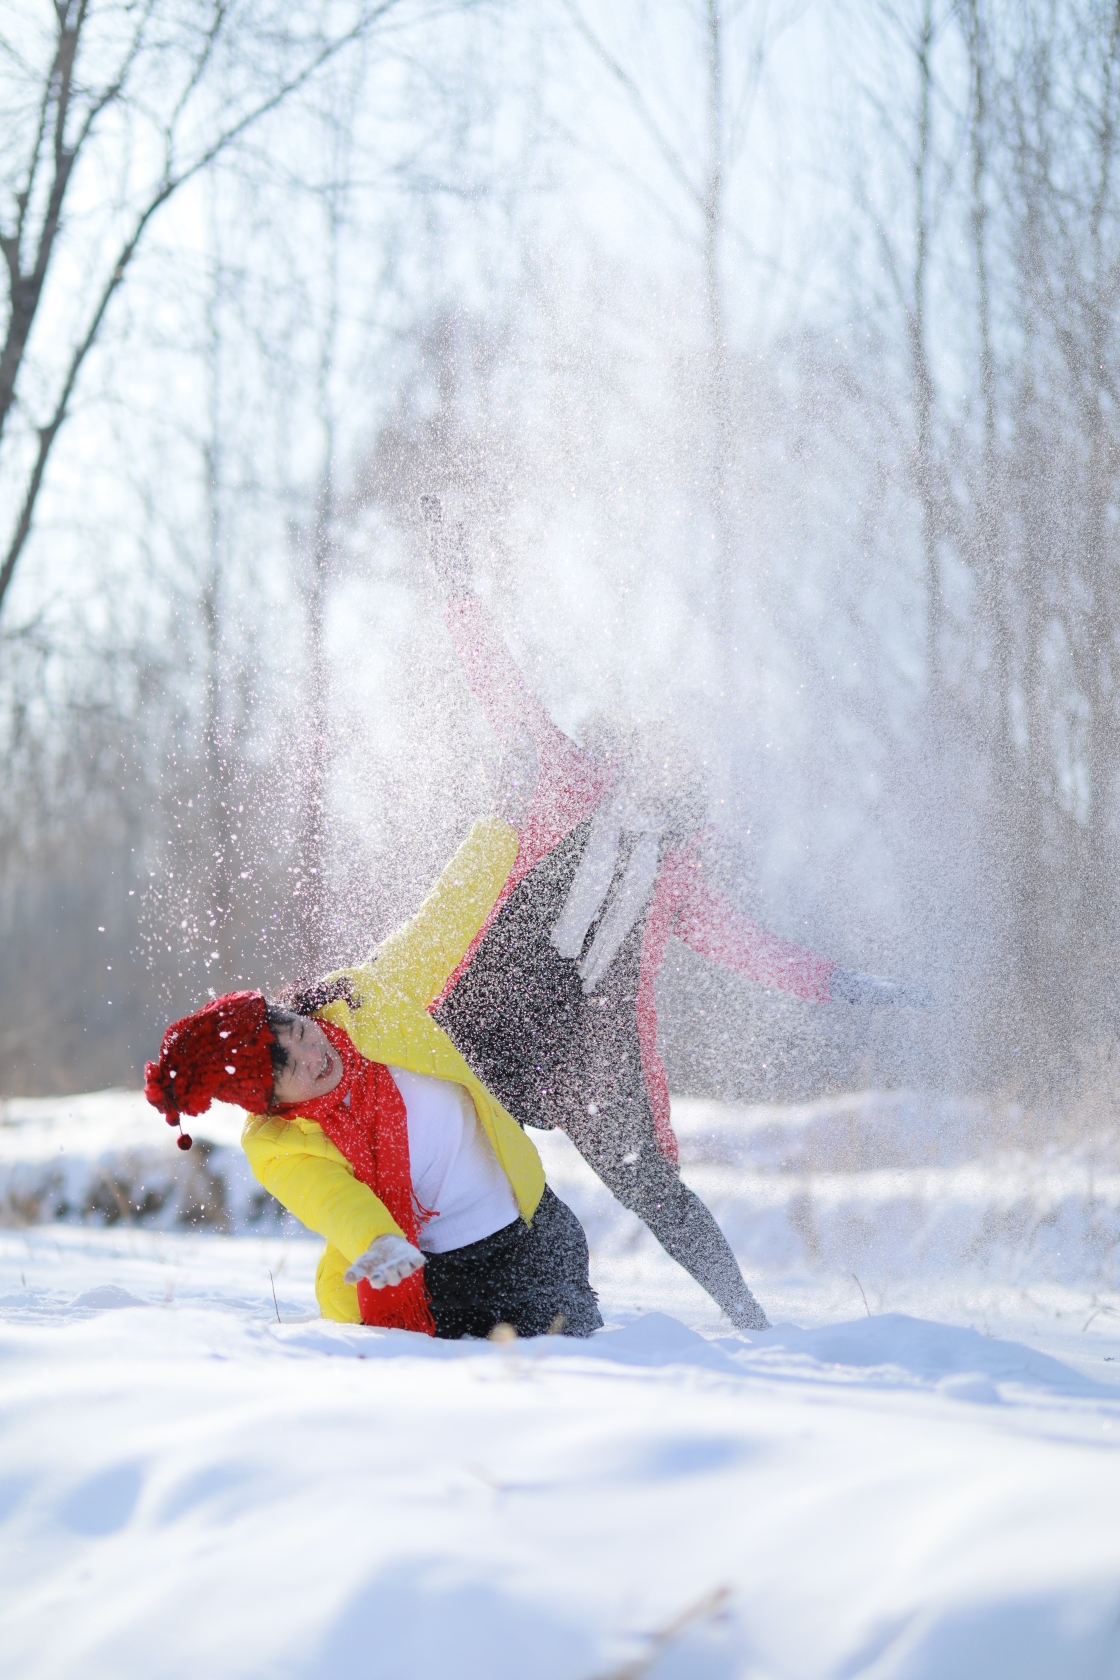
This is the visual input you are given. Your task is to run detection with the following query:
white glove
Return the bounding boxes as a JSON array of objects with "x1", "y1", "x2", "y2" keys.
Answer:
[
  {"x1": 344, "y1": 1234, "x2": 425, "y2": 1289},
  {"x1": 830, "y1": 967, "x2": 936, "y2": 1007}
]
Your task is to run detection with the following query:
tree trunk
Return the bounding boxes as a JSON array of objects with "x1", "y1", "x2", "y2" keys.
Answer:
[{"x1": 703, "y1": 0, "x2": 737, "y2": 710}]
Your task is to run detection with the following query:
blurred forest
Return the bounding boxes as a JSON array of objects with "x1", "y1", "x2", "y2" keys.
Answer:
[{"x1": 3, "y1": 0, "x2": 1120, "y2": 1113}]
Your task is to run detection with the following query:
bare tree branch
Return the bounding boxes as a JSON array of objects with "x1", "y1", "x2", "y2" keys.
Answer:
[
  {"x1": 0, "y1": 0, "x2": 155, "y2": 443},
  {"x1": 0, "y1": 0, "x2": 410, "y2": 621},
  {"x1": 559, "y1": 0, "x2": 702, "y2": 209}
]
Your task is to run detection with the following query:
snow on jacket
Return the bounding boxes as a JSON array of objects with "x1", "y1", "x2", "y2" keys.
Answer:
[
  {"x1": 433, "y1": 595, "x2": 837, "y2": 1165},
  {"x1": 242, "y1": 817, "x2": 544, "y2": 1324}
]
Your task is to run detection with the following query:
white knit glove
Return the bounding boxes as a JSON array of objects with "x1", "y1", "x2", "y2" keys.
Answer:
[
  {"x1": 344, "y1": 1234, "x2": 425, "y2": 1289},
  {"x1": 830, "y1": 968, "x2": 936, "y2": 1007}
]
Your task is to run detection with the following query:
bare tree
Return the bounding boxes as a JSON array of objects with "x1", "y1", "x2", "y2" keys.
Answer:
[
  {"x1": 0, "y1": 0, "x2": 410, "y2": 629},
  {"x1": 291, "y1": 104, "x2": 354, "y2": 979},
  {"x1": 834, "y1": 0, "x2": 1120, "y2": 1090},
  {"x1": 559, "y1": 0, "x2": 803, "y2": 703},
  {"x1": 0, "y1": 0, "x2": 518, "y2": 1094},
  {"x1": 197, "y1": 226, "x2": 243, "y2": 994},
  {"x1": 845, "y1": 0, "x2": 965, "y2": 709}
]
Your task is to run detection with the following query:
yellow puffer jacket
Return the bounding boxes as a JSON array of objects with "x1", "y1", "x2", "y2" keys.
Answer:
[{"x1": 242, "y1": 817, "x2": 545, "y2": 1323}]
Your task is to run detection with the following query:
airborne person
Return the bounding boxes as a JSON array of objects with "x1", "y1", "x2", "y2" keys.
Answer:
[
  {"x1": 144, "y1": 504, "x2": 926, "y2": 1341},
  {"x1": 420, "y1": 498, "x2": 930, "y2": 1332}
]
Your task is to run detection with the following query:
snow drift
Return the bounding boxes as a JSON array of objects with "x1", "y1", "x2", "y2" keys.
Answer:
[
  {"x1": 5, "y1": 1087, "x2": 1120, "y2": 1678},
  {"x1": 5, "y1": 1086, "x2": 1120, "y2": 1294}
]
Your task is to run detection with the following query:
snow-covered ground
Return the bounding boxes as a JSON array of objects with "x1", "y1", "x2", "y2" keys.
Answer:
[{"x1": 4, "y1": 1089, "x2": 1120, "y2": 1678}]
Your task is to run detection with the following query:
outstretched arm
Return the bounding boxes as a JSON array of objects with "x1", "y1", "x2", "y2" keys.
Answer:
[
  {"x1": 420, "y1": 497, "x2": 607, "y2": 852},
  {"x1": 421, "y1": 492, "x2": 567, "y2": 754},
  {"x1": 667, "y1": 849, "x2": 932, "y2": 1006},
  {"x1": 445, "y1": 592, "x2": 572, "y2": 760},
  {"x1": 670, "y1": 860, "x2": 836, "y2": 1004},
  {"x1": 372, "y1": 816, "x2": 520, "y2": 1006},
  {"x1": 444, "y1": 592, "x2": 610, "y2": 863},
  {"x1": 242, "y1": 1118, "x2": 402, "y2": 1260}
]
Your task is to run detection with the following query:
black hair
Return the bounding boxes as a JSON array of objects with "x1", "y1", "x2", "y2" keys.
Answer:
[
  {"x1": 264, "y1": 977, "x2": 361, "y2": 1100},
  {"x1": 264, "y1": 1006, "x2": 302, "y2": 1089}
]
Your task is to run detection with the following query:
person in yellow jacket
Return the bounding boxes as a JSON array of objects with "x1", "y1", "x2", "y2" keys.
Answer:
[{"x1": 144, "y1": 814, "x2": 602, "y2": 1339}]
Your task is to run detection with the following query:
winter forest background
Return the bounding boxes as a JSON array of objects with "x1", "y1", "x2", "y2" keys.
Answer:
[{"x1": 2, "y1": 0, "x2": 1119, "y2": 1122}]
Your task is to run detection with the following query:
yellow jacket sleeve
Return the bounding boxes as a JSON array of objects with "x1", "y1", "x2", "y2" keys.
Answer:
[
  {"x1": 315, "y1": 1245, "x2": 363, "y2": 1324},
  {"x1": 372, "y1": 816, "x2": 518, "y2": 1005},
  {"x1": 242, "y1": 1115, "x2": 401, "y2": 1262}
]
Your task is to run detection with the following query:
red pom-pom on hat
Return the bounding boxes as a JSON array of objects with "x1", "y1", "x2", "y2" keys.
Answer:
[{"x1": 145, "y1": 991, "x2": 276, "y2": 1147}]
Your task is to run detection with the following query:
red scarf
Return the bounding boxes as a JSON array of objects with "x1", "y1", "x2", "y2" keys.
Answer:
[{"x1": 281, "y1": 1020, "x2": 436, "y2": 1335}]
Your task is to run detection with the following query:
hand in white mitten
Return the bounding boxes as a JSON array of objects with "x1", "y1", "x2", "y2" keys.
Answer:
[
  {"x1": 344, "y1": 1234, "x2": 425, "y2": 1290},
  {"x1": 830, "y1": 968, "x2": 936, "y2": 1007}
]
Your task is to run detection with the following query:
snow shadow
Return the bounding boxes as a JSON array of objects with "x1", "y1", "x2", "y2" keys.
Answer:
[
  {"x1": 298, "y1": 1560, "x2": 743, "y2": 1680},
  {"x1": 274, "y1": 1308, "x2": 1120, "y2": 1405},
  {"x1": 296, "y1": 1563, "x2": 594, "y2": 1680},
  {"x1": 840, "y1": 1583, "x2": 1120, "y2": 1680},
  {"x1": 751, "y1": 1313, "x2": 1120, "y2": 1403},
  {"x1": 57, "y1": 1463, "x2": 143, "y2": 1537},
  {"x1": 272, "y1": 1309, "x2": 745, "y2": 1376}
]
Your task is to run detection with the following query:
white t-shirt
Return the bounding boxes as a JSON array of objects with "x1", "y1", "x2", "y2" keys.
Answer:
[{"x1": 388, "y1": 1066, "x2": 520, "y2": 1254}]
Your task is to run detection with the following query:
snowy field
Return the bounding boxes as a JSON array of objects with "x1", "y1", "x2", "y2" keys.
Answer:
[{"x1": 5, "y1": 1092, "x2": 1120, "y2": 1678}]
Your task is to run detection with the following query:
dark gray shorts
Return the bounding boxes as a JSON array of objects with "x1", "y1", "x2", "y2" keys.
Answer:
[{"x1": 422, "y1": 1186, "x2": 602, "y2": 1340}]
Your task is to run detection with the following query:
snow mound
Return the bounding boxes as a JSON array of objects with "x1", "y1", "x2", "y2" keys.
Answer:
[
  {"x1": 6, "y1": 1088, "x2": 1120, "y2": 1295},
  {"x1": 4, "y1": 1224, "x2": 1120, "y2": 1680},
  {"x1": 0, "y1": 1089, "x2": 293, "y2": 1234}
]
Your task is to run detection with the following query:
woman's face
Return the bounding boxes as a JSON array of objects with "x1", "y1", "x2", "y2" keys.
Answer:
[{"x1": 270, "y1": 1014, "x2": 344, "y2": 1106}]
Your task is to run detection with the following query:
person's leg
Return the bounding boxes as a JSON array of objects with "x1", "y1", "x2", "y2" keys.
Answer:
[
  {"x1": 436, "y1": 875, "x2": 768, "y2": 1329},
  {"x1": 534, "y1": 922, "x2": 770, "y2": 1332},
  {"x1": 422, "y1": 1189, "x2": 602, "y2": 1339},
  {"x1": 562, "y1": 1108, "x2": 769, "y2": 1331},
  {"x1": 498, "y1": 1187, "x2": 602, "y2": 1335}
]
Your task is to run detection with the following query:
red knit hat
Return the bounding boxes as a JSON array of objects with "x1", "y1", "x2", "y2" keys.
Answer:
[{"x1": 144, "y1": 990, "x2": 276, "y2": 1150}]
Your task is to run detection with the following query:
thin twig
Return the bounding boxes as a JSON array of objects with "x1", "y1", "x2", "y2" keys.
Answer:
[
  {"x1": 95, "y1": 1166, "x2": 133, "y2": 1226},
  {"x1": 852, "y1": 1273, "x2": 871, "y2": 1317},
  {"x1": 587, "y1": 1586, "x2": 733, "y2": 1680},
  {"x1": 464, "y1": 1463, "x2": 509, "y2": 1492},
  {"x1": 268, "y1": 1269, "x2": 280, "y2": 1324}
]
